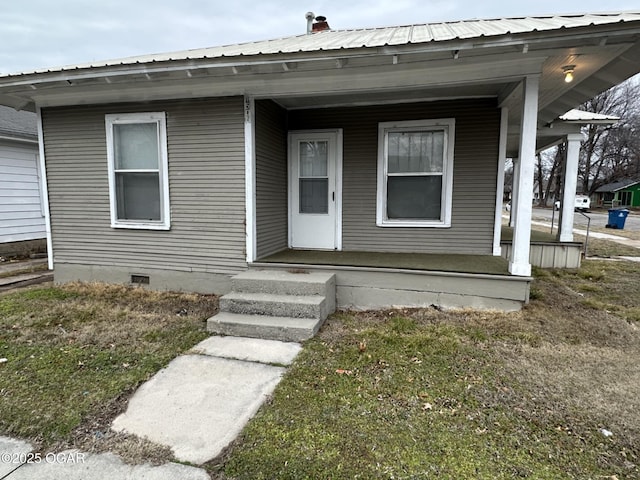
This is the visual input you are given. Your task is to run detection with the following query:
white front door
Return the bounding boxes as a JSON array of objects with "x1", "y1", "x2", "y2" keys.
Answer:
[{"x1": 289, "y1": 130, "x2": 342, "y2": 250}]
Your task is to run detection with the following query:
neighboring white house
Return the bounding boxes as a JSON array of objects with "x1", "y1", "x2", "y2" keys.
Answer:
[{"x1": 0, "y1": 105, "x2": 45, "y2": 256}]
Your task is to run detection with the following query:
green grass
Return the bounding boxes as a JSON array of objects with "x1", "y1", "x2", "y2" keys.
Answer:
[
  {"x1": 216, "y1": 260, "x2": 640, "y2": 479},
  {"x1": 579, "y1": 234, "x2": 640, "y2": 257},
  {"x1": 0, "y1": 283, "x2": 214, "y2": 447},
  {"x1": 2, "y1": 253, "x2": 640, "y2": 478}
]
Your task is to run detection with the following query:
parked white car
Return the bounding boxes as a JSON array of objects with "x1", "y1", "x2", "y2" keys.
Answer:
[{"x1": 554, "y1": 195, "x2": 591, "y2": 211}]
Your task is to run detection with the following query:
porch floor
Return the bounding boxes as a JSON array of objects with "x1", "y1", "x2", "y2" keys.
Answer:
[
  {"x1": 501, "y1": 226, "x2": 558, "y2": 243},
  {"x1": 258, "y1": 250, "x2": 510, "y2": 276}
]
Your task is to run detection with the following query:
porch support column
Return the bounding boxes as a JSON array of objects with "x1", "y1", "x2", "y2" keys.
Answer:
[
  {"x1": 509, "y1": 75, "x2": 539, "y2": 277},
  {"x1": 244, "y1": 96, "x2": 257, "y2": 263},
  {"x1": 36, "y1": 105, "x2": 53, "y2": 270},
  {"x1": 493, "y1": 107, "x2": 508, "y2": 255},
  {"x1": 558, "y1": 133, "x2": 584, "y2": 242}
]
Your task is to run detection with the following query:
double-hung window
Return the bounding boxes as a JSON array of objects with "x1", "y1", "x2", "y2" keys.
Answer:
[
  {"x1": 377, "y1": 119, "x2": 455, "y2": 227},
  {"x1": 106, "y1": 112, "x2": 170, "y2": 229}
]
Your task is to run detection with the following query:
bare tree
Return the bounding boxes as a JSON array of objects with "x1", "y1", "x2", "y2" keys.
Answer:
[
  {"x1": 578, "y1": 78, "x2": 640, "y2": 194},
  {"x1": 545, "y1": 144, "x2": 565, "y2": 203}
]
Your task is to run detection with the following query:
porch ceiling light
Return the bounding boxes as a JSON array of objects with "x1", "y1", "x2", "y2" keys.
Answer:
[{"x1": 562, "y1": 65, "x2": 576, "y2": 83}]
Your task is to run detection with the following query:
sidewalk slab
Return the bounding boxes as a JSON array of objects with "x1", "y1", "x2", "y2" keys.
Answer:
[
  {"x1": 618, "y1": 256, "x2": 640, "y2": 262},
  {"x1": 5, "y1": 450, "x2": 209, "y2": 480},
  {"x1": 190, "y1": 335, "x2": 302, "y2": 365},
  {"x1": 112, "y1": 354, "x2": 285, "y2": 464},
  {"x1": 0, "y1": 436, "x2": 33, "y2": 477}
]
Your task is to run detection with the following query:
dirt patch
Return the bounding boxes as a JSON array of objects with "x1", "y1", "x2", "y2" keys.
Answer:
[{"x1": 49, "y1": 389, "x2": 175, "y2": 465}]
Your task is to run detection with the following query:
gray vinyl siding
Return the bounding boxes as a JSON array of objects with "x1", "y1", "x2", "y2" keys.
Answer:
[
  {"x1": 255, "y1": 100, "x2": 288, "y2": 258},
  {"x1": 288, "y1": 99, "x2": 500, "y2": 254},
  {"x1": 42, "y1": 96, "x2": 247, "y2": 275}
]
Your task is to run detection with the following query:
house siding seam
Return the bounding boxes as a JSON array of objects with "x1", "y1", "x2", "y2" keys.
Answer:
[
  {"x1": 255, "y1": 100, "x2": 288, "y2": 258},
  {"x1": 288, "y1": 99, "x2": 500, "y2": 254},
  {"x1": 0, "y1": 140, "x2": 45, "y2": 243},
  {"x1": 41, "y1": 97, "x2": 247, "y2": 277}
]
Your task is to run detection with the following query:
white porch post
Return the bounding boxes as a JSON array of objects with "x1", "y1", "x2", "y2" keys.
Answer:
[
  {"x1": 244, "y1": 96, "x2": 257, "y2": 263},
  {"x1": 558, "y1": 133, "x2": 583, "y2": 242},
  {"x1": 509, "y1": 76, "x2": 539, "y2": 277},
  {"x1": 493, "y1": 107, "x2": 508, "y2": 255},
  {"x1": 35, "y1": 105, "x2": 54, "y2": 271},
  {"x1": 509, "y1": 157, "x2": 519, "y2": 228}
]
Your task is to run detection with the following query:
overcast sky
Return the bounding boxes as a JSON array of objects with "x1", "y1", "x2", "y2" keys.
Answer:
[{"x1": 1, "y1": 0, "x2": 637, "y2": 75}]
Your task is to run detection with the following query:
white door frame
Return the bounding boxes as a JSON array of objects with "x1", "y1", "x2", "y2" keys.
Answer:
[{"x1": 288, "y1": 129, "x2": 343, "y2": 250}]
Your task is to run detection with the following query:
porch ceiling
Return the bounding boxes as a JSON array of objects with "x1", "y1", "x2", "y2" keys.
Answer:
[{"x1": 271, "y1": 83, "x2": 508, "y2": 110}]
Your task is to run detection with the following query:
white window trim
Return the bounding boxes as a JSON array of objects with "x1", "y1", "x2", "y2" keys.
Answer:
[
  {"x1": 105, "y1": 112, "x2": 170, "y2": 230},
  {"x1": 376, "y1": 118, "x2": 455, "y2": 228}
]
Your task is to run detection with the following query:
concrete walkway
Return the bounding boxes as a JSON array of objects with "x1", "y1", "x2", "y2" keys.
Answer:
[{"x1": 0, "y1": 335, "x2": 302, "y2": 479}]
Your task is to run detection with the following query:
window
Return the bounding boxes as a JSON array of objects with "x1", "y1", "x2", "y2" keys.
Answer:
[
  {"x1": 106, "y1": 112, "x2": 170, "y2": 229},
  {"x1": 619, "y1": 191, "x2": 632, "y2": 206},
  {"x1": 377, "y1": 119, "x2": 455, "y2": 227},
  {"x1": 299, "y1": 140, "x2": 329, "y2": 214}
]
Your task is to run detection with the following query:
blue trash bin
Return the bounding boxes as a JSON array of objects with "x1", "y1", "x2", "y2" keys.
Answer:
[{"x1": 606, "y1": 209, "x2": 629, "y2": 229}]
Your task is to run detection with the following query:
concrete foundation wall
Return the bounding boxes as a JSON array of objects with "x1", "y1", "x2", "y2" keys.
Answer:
[
  {"x1": 54, "y1": 263, "x2": 233, "y2": 295},
  {"x1": 251, "y1": 263, "x2": 530, "y2": 311},
  {"x1": 53, "y1": 261, "x2": 530, "y2": 312}
]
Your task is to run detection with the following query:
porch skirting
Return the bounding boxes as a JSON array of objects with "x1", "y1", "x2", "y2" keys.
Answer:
[
  {"x1": 250, "y1": 261, "x2": 531, "y2": 312},
  {"x1": 500, "y1": 241, "x2": 583, "y2": 268}
]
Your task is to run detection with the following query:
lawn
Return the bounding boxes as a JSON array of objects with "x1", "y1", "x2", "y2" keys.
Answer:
[
  {"x1": 216, "y1": 259, "x2": 640, "y2": 479},
  {"x1": 1, "y1": 253, "x2": 639, "y2": 479},
  {"x1": 0, "y1": 283, "x2": 215, "y2": 462}
]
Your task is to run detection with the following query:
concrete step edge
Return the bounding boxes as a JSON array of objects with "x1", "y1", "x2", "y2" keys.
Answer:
[{"x1": 207, "y1": 312, "x2": 324, "y2": 342}]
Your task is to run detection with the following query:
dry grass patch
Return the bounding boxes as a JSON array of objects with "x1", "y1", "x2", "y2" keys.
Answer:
[{"x1": 590, "y1": 227, "x2": 640, "y2": 241}]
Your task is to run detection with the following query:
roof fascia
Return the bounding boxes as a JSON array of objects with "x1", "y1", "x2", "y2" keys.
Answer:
[{"x1": 22, "y1": 55, "x2": 548, "y2": 109}]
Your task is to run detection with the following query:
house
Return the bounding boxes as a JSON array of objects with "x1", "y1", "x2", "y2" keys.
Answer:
[
  {"x1": 0, "y1": 12, "x2": 639, "y2": 314},
  {"x1": 0, "y1": 105, "x2": 45, "y2": 257},
  {"x1": 594, "y1": 178, "x2": 640, "y2": 207}
]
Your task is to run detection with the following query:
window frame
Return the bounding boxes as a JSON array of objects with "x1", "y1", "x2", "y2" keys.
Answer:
[
  {"x1": 105, "y1": 112, "x2": 170, "y2": 230},
  {"x1": 376, "y1": 118, "x2": 455, "y2": 228}
]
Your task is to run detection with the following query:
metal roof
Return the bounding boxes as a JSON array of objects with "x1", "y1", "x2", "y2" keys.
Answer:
[{"x1": 3, "y1": 11, "x2": 640, "y2": 77}]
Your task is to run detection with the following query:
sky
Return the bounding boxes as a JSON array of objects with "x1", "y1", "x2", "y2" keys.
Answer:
[{"x1": 1, "y1": 0, "x2": 638, "y2": 75}]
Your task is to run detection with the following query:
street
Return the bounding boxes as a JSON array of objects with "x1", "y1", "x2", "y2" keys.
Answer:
[{"x1": 527, "y1": 207, "x2": 640, "y2": 232}]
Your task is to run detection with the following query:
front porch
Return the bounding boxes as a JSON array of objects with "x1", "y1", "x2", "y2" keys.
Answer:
[{"x1": 252, "y1": 250, "x2": 530, "y2": 312}]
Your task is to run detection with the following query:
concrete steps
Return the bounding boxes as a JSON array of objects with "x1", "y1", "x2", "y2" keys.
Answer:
[{"x1": 207, "y1": 270, "x2": 336, "y2": 342}]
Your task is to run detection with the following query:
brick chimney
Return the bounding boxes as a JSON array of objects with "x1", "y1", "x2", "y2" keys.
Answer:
[{"x1": 312, "y1": 15, "x2": 330, "y2": 33}]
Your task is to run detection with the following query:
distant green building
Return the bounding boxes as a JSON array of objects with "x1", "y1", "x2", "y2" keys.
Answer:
[{"x1": 594, "y1": 178, "x2": 640, "y2": 208}]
